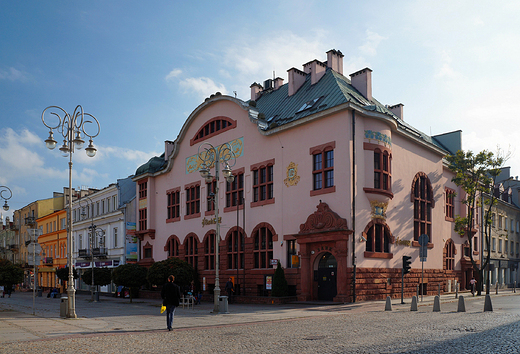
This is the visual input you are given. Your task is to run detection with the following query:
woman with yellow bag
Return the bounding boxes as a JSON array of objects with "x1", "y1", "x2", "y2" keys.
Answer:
[{"x1": 161, "y1": 275, "x2": 181, "y2": 331}]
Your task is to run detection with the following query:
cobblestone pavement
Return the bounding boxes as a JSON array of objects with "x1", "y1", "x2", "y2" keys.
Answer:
[{"x1": 1, "y1": 291, "x2": 519, "y2": 353}]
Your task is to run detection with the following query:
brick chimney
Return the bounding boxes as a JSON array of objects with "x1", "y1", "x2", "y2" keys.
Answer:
[
  {"x1": 287, "y1": 67, "x2": 306, "y2": 96},
  {"x1": 250, "y1": 82, "x2": 263, "y2": 101},
  {"x1": 350, "y1": 68, "x2": 372, "y2": 101},
  {"x1": 388, "y1": 104, "x2": 404, "y2": 120},
  {"x1": 326, "y1": 49, "x2": 344, "y2": 75},
  {"x1": 303, "y1": 59, "x2": 327, "y2": 85},
  {"x1": 274, "y1": 77, "x2": 284, "y2": 90}
]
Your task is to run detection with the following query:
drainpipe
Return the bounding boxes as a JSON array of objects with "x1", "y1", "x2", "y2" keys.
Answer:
[{"x1": 352, "y1": 110, "x2": 356, "y2": 303}]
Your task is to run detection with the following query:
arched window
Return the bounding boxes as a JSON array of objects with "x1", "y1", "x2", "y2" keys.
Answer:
[
  {"x1": 190, "y1": 116, "x2": 237, "y2": 145},
  {"x1": 253, "y1": 225, "x2": 274, "y2": 268},
  {"x1": 412, "y1": 172, "x2": 434, "y2": 241},
  {"x1": 227, "y1": 228, "x2": 245, "y2": 270},
  {"x1": 184, "y1": 233, "x2": 198, "y2": 269},
  {"x1": 204, "y1": 231, "x2": 215, "y2": 270},
  {"x1": 164, "y1": 235, "x2": 179, "y2": 258},
  {"x1": 365, "y1": 223, "x2": 391, "y2": 253},
  {"x1": 445, "y1": 239, "x2": 456, "y2": 270}
]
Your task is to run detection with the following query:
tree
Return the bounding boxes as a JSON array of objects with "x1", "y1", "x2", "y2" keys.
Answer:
[
  {"x1": 271, "y1": 262, "x2": 289, "y2": 297},
  {"x1": 111, "y1": 263, "x2": 148, "y2": 303},
  {"x1": 0, "y1": 259, "x2": 24, "y2": 288},
  {"x1": 147, "y1": 257, "x2": 195, "y2": 289},
  {"x1": 446, "y1": 149, "x2": 507, "y2": 296},
  {"x1": 82, "y1": 267, "x2": 112, "y2": 287},
  {"x1": 55, "y1": 267, "x2": 79, "y2": 282}
]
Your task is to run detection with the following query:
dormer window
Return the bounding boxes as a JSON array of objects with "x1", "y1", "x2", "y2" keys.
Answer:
[{"x1": 296, "y1": 97, "x2": 323, "y2": 113}]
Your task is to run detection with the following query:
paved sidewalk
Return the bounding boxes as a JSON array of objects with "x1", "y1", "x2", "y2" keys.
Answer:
[{"x1": 0, "y1": 289, "x2": 518, "y2": 344}]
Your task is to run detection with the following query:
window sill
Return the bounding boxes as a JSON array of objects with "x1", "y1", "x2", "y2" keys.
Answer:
[
  {"x1": 166, "y1": 217, "x2": 180, "y2": 223},
  {"x1": 363, "y1": 187, "x2": 393, "y2": 199},
  {"x1": 205, "y1": 210, "x2": 215, "y2": 216},
  {"x1": 364, "y1": 251, "x2": 393, "y2": 259},
  {"x1": 184, "y1": 213, "x2": 201, "y2": 220},
  {"x1": 310, "y1": 186, "x2": 336, "y2": 197},
  {"x1": 412, "y1": 241, "x2": 434, "y2": 249},
  {"x1": 251, "y1": 198, "x2": 275, "y2": 208},
  {"x1": 445, "y1": 216, "x2": 454, "y2": 222},
  {"x1": 224, "y1": 204, "x2": 244, "y2": 213}
]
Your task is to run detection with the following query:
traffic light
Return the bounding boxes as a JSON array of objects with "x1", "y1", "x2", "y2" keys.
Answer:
[{"x1": 402, "y1": 255, "x2": 412, "y2": 275}]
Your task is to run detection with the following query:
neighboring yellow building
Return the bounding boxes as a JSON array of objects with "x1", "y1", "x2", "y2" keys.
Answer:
[
  {"x1": 13, "y1": 195, "x2": 64, "y2": 288},
  {"x1": 36, "y1": 209, "x2": 68, "y2": 291}
]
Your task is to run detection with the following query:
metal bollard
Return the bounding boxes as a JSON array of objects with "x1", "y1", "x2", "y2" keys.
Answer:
[{"x1": 496, "y1": 282, "x2": 499, "y2": 295}]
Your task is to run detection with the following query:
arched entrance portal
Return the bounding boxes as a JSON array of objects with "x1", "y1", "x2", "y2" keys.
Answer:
[{"x1": 317, "y1": 252, "x2": 337, "y2": 301}]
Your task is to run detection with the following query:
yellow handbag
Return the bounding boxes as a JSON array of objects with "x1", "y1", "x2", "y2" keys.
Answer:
[{"x1": 160, "y1": 305, "x2": 166, "y2": 313}]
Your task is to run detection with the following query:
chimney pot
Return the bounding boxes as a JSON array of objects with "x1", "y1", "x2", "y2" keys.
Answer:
[
  {"x1": 326, "y1": 49, "x2": 344, "y2": 75},
  {"x1": 287, "y1": 67, "x2": 306, "y2": 96},
  {"x1": 350, "y1": 68, "x2": 373, "y2": 101},
  {"x1": 250, "y1": 82, "x2": 263, "y2": 101},
  {"x1": 388, "y1": 103, "x2": 404, "y2": 120}
]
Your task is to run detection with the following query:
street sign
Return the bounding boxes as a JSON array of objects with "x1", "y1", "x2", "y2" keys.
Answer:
[
  {"x1": 27, "y1": 254, "x2": 41, "y2": 265},
  {"x1": 418, "y1": 234, "x2": 429, "y2": 261},
  {"x1": 27, "y1": 243, "x2": 42, "y2": 254}
]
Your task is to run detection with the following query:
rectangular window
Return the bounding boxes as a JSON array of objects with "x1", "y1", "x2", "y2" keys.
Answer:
[
  {"x1": 498, "y1": 239, "x2": 502, "y2": 253},
  {"x1": 167, "y1": 189, "x2": 181, "y2": 220},
  {"x1": 445, "y1": 188, "x2": 455, "y2": 220},
  {"x1": 102, "y1": 200, "x2": 105, "y2": 214},
  {"x1": 185, "y1": 185, "x2": 200, "y2": 216},
  {"x1": 113, "y1": 196, "x2": 117, "y2": 209},
  {"x1": 505, "y1": 217, "x2": 508, "y2": 230},
  {"x1": 79, "y1": 234, "x2": 83, "y2": 250},
  {"x1": 139, "y1": 208, "x2": 147, "y2": 230},
  {"x1": 139, "y1": 180, "x2": 147, "y2": 199},
  {"x1": 226, "y1": 172, "x2": 244, "y2": 208},
  {"x1": 313, "y1": 150, "x2": 334, "y2": 190},
  {"x1": 374, "y1": 150, "x2": 391, "y2": 191},
  {"x1": 114, "y1": 228, "x2": 118, "y2": 248},
  {"x1": 505, "y1": 240, "x2": 509, "y2": 254},
  {"x1": 511, "y1": 220, "x2": 514, "y2": 233},
  {"x1": 107, "y1": 198, "x2": 110, "y2": 213},
  {"x1": 499, "y1": 215, "x2": 503, "y2": 229},
  {"x1": 511, "y1": 241, "x2": 515, "y2": 256},
  {"x1": 492, "y1": 238, "x2": 496, "y2": 252},
  {"x1": 253, "y1": 165, "x2": 274, "y2": 203},
  {"x1": 286, "y1": 239, "x2": 298, "y2": 268}
]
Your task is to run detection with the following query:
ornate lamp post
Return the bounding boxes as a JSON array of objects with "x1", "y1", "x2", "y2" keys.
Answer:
[
  {"x1": 41, "y1": 105, "x2": 100, "y2": 318},
  {"x1": 198, "y1": 142, "x2": 236, "y2": 314},
  {"x1": 0, "y1": 186, "x2": 12, "y2": 211}
]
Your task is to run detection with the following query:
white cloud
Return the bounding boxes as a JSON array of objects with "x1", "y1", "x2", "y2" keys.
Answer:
[
  {"x1": 0, "y1": 67, "x2": 29, "y2": 82},
  {"x1": 179, "y1": 77, "x2": 227, "y2": 101},
  {"x1": 98, "y1": 145, "x2": 161, "y2": 165},
  {"x1": 165, "y1": 68, "x2": 182, "y2": 81},
  {"x1": 358, "y1": 30, "x2": 387, "y2": 56}
]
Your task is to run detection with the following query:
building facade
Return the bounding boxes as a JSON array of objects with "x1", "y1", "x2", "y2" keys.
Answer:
[
  {"x1": 72, "y1": 177, "x2": 136, "y2": 293},
  {"x1": 134, "y1": 49, "x2": 470, "y2": 302}
]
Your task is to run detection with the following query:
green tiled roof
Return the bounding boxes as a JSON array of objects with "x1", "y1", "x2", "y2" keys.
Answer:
[
  {"x1": 253, "y1": 68, "x2": 447, "y2": 153},
  {"x1": 135, "y1": 153, "x2": 166, "y2": 176}
]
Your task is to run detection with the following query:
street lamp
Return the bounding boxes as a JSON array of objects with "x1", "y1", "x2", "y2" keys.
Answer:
[
  {"x1": 198, "y1": 142, "x2": 236, "y2": 314},
  {"x1": 42, "y1": 105, "x2": 100, "y2": 318},
  {"x1": 0, "y1": 186, "x2": 12, "y2": 211}
]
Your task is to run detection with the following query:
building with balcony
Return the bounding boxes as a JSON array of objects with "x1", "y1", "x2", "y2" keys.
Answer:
[
  {"x1": 72, "y1": 176, "x2": 136, "y2": 294},
  {"x1": 133, "y1": 49, "x2": 471, "y2": 302}
]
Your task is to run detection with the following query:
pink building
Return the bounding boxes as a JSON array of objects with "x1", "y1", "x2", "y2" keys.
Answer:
[{"x1": 133, "y1": 49, "x2": 476, "y2": 302}]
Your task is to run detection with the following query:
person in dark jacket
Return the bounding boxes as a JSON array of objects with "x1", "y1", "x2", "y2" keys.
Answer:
[{"x1": 161, "y1": 275, "x2": 181, "y2": 331}]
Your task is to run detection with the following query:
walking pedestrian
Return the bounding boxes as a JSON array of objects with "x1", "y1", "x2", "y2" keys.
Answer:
[
  {"x1": 470, "y1": 277, "x2": 477, "y2": 296},
  {"x1": 161, "y1": 275, "x2": 181, "y2": 331},
  {"x1": 225, "y1": 278, "x2": 234, "y2": 303}
]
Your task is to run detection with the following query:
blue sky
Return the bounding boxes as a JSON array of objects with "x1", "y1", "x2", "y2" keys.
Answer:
[{"x1": 1, "y1": 1, "x2": 520, "y2": 218}]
